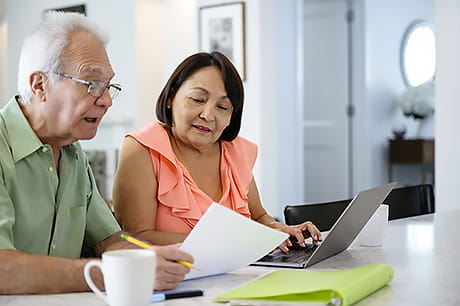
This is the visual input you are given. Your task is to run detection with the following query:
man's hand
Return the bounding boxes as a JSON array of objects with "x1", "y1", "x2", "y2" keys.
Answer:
[{"x1": 150, "y1": 244, "x2": 194, "y2": 290}]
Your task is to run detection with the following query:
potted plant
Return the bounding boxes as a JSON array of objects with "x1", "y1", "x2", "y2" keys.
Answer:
[
  {"x1": 400, "y1": 80, "x2": 435, "y2": 119},
  {"x1": 400, "y1": 80, "x2": 435, "y2": 138}
]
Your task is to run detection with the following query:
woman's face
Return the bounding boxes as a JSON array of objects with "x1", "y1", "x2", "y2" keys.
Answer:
[{"x1": 170, "y1": 66, "x2": 233, "y2": 151}]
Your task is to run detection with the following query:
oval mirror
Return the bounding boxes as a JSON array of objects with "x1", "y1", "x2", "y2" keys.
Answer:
[{"x1": 400, "y1": 20, "x2": 436, "y2": 87}]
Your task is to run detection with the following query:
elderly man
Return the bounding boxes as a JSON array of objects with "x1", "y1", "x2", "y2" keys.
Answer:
[{"x1": 0, "y1": 12, "x2": 193, "y2": 294}]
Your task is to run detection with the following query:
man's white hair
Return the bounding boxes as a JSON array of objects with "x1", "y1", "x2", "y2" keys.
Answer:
[{"x1": 17, "y1": 11, "x2": 109, "y2": 104}]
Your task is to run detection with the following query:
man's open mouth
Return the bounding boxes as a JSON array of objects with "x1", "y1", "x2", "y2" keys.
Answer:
[{"x1": 84, "y1": 117, "x2": 97, "y2": 123}]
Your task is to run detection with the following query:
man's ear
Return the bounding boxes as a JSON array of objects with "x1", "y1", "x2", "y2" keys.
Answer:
[{"x1": 29, "y1": 71, "x2": 48, "y2": 102}]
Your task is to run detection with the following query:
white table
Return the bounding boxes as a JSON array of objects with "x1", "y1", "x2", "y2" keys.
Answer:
[{"x1": 1, "y1": 210, "x2": 459, "y2": 305}]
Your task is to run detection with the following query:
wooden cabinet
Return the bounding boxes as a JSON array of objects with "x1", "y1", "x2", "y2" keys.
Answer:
[{"x1": 388, "y1": 139, "x2": 434, "y2": 184}]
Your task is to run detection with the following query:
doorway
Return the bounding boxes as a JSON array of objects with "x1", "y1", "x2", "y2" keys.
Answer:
[{"x1": 301, "y1": 0, "x2": 353, "y2": 202}]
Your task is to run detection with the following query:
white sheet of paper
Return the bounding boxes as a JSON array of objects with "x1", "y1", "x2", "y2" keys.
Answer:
[{"x1": 180, "y1": 203, "x2": 288, "y2": 280}]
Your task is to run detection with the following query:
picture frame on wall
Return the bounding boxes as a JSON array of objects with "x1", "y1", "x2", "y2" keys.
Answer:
[
  {"x1": 199, "y1": 2, "x2": 246, "y2": 80},
  {"x1": 43, "y1": 4, "x2": 86, "y2": 18}
]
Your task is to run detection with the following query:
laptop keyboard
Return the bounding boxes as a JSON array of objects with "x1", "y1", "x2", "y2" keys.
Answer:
[{"x1": 258, "y1": 243, "x2": 318, "y2": 264}]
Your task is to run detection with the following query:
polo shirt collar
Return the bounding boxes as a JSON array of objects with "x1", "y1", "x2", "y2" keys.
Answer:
[
  {"x1": 2, "y1": 96, "x2": 80, "y2": 163},
  {"x1": 1, "y1": 96, "x2": 44, "y2": 162}
]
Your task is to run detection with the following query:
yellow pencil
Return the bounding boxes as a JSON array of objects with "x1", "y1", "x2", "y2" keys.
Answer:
[
  {"x1": 177, "y1": 260, "x2": 196, "y2": 269},
  {"x1": 120, "y1": 233, "x2": 199, "y2": 270}
]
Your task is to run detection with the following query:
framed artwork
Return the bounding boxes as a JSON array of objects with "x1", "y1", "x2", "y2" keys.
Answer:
[
  {"x1": 199, "y1": 2, "x2": 246, "y2": 80},
  {"x1": 43, "y1": 4, "x2": 86, "y2": 17}
]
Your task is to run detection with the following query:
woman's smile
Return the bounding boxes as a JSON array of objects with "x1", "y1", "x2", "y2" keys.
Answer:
[{"x1": 193, "y1": 124, "x2": 212, "y2": 133}]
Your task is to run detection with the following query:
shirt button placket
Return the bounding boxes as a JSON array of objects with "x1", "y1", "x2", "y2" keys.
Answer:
[{"x1": 41, "y1": 147, "x2": 54, "y2": 173}]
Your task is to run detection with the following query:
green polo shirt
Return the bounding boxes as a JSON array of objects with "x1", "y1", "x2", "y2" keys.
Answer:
[{"x1": 0, "y1": 96, "x2": 121, "y2": 258}]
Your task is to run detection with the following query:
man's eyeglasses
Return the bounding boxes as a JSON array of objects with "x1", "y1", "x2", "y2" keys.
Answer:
[{"x1": 54, "y1": 72, "x2": 122, "y2": 100}]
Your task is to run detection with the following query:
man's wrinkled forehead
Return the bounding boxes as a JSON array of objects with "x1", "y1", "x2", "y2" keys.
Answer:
[{"x1": 64, "y1": 30, "x2": 115, "y2": 80}]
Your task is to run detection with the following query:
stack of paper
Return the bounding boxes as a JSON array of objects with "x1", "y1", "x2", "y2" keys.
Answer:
[{"x1": 215, "y1": 263, "x2": 394, "y2": 306}]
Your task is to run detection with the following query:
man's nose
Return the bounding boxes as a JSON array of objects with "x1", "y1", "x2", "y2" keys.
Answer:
[{"x1": 95, "y1": 87, "x2": 113, "y2": 107}]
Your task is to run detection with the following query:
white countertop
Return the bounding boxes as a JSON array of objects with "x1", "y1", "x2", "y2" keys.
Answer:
[{"x1": 1, "y1": 210, "x2": 458, "y2": 305}]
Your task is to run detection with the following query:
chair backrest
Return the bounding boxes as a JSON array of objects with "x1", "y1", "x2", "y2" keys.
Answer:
[
  {"x1": 284, "y1": 199, "x2": 352, "y2": 231},
  {"x1": 383, "y1": 184, "x2": 435, "y2": 220},
  {"x1": 284, "y1": 184, "x2": 434, "y2": 230}
]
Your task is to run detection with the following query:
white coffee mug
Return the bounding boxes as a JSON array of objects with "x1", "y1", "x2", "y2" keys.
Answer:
[
  {"x1": 84, "y1": 249, "x2": 156, "y2": 306},
  {"x1": 359, "y1": 204, "x2": 389, "y2": 247}
]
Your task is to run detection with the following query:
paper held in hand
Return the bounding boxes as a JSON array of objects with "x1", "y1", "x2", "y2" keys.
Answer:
[{"x1": 180, "y1": 202, "x2": 288, "y2": 280}]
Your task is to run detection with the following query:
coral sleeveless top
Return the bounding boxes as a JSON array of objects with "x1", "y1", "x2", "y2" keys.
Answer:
[{"x1": 127, "y1": 122, "x2": 258, "y2": 233}]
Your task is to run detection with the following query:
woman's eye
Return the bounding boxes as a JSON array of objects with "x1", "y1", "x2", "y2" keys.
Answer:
[
  {"x1": 218, "y1": 105, "x2": 229, "y2": 111},
  {"x1": 190, "y1": 97, "x2": 204, "y2": 103}
]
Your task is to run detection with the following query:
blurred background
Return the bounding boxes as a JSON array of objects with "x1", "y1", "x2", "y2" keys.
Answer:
[{"x1": 1, "y1": 0, "x2": 457, "y2": 220}]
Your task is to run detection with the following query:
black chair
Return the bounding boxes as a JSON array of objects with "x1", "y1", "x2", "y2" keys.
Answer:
[
  {"x1": 284, "y1": 199, "x2": 352, "y2": 231},
  {"x1": 284, "y1": 184, "x2": 434, "y2": 231},
  {"x1": 384, "y1": 184, "x2": 435, "y2": 220}
]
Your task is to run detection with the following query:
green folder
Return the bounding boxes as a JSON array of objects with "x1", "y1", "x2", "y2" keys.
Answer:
[{"x1": 215, "y1": 264, "x2": 394, "y2": 306}]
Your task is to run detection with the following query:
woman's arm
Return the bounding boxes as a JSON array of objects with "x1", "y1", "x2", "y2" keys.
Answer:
[
  {"x1": 112, "y1": 136, "x2": 187, "y2": 245},
  {"x1": 247, "y1": 177, "x2": 322, "y2": 252}
]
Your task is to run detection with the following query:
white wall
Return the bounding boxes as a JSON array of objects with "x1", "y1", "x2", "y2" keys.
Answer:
[
  {"x1": 246, "y1": 0, "x2": 301, "y2": 219},
  {"x1": 136, "y1": 0, "x2": 198, "y2": 129},
  {"x1": 270, "y1": 2, "x2": 302, "y2": 216},
  {"x1": 364, "y1": 0, "x2": 434, "y2": 188},
  {"x1": 247, "y1": 0, "x2": 436, "y2": 218},
  {"x1": 3, "y1": 0, "x2": 442, "y2": 216},
  {"x1": 0, "y1": 3, "x2": 6, "y2": 107},
  {"x1": 232, "y1": 0, "x2": 435, "y2": 219},
  {"x1": 435, "y1": 0, "x2": 460, "y2": 212}
]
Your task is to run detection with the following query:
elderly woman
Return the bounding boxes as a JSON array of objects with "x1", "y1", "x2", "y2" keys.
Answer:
[{"x1": 113, "y1": 52, "x2": 322, "y2": 252}]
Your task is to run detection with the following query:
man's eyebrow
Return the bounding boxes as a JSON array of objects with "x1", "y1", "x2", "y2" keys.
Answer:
[{"x1": 79, "y1": 67, "x2": 115, "y2": 80}]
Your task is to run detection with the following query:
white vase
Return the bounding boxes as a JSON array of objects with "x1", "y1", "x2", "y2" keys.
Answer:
[{"x1": 417, "y1": 116, "x2": 435, "y2": 139}]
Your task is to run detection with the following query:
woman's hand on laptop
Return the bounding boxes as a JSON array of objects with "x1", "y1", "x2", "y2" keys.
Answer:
[{"x1": 268, "y1": 221, "x2": 322, "y2": 253}]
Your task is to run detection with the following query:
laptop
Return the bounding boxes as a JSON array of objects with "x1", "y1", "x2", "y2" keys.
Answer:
[{"x1": 252, "y1": 182, "x2": 396, "y2": 268}]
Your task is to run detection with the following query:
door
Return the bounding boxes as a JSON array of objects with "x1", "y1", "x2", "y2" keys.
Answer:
[{"x1": 303, "y1": 0, "x2": 351, "y2": 202}]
